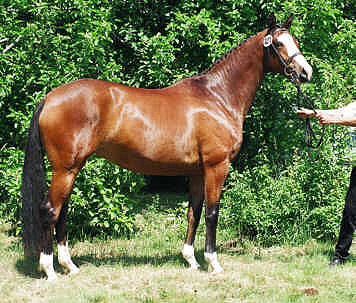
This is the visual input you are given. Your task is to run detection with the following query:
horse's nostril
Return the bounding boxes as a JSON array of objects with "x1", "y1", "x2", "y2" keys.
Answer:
[{"x1": 300, "y1": 69, "x2": 309, "y2": 82}]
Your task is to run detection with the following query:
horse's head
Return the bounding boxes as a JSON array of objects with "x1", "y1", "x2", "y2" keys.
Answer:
[{"x1": 263, "y1": 13, "x2": 312, "y2": 84}]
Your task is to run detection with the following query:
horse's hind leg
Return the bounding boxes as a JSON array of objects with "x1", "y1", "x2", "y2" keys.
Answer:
[
  {"x1": 39, "y1": 168, "x2": 79, "y2": 280},
  {"x1": 56, "y1": 202, "x2": 79, "y2": 275},
  {"x1": 182, "y1": 175, "x2": 204, "y2": 269},
  {"x1": 39, "y1": 225, "x2": 56, "y2": 281}
]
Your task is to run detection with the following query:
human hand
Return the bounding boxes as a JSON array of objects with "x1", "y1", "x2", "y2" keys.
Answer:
[{"x1": 296, "y1": 107, "x2": 316, "y2": 120}]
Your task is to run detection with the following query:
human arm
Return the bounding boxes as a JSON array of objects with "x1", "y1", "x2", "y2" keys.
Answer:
[{"x1": 297, "y1": 101, "x2": 356, "y2": 126}]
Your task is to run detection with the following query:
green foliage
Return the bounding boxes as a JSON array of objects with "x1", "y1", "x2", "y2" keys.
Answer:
[
  {"x1": 0, "y1": 0, "x2": 354, "y2": 242},
  {"x1": 0, "y1": 148, "x2": 146, "y2": 239},
  {"x1": 0, "y1": 148, "x2": 23, "y2": 235},
  {"x1": 220, "y1": 149, "x2": 349, "y2": 245},
  {"x1": 68, "y1": 157, "x2": 146, "y2": 239}
]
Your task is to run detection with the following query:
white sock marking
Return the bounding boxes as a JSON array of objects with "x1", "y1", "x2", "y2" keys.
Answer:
[
  {"x1": 39, "y1": 252, "x2": 58, "y2": 281},
  {"x1": 58, "y1": 242, "x2": 79, "y2": 275},
  {"x1": 182, "y1": 244, "x2": 200, "y2": 269},
  {"x1": 204, "y1": 252, "x2": 223, "y2": 274}
]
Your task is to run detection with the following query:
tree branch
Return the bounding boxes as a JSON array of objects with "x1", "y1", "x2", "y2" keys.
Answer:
[{"x1": 2, "y1": 36, "x2": 20, "y2": 54}]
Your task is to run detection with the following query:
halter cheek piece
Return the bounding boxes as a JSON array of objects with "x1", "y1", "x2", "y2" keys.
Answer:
[{"x1": 263, "y1": 26, "x2": 303, "y2": 82}]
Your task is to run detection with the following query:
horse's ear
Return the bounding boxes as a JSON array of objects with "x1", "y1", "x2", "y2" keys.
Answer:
[
  {"x1": 283, "y1": 14, "x2": 294, "y2": 29},
  {"x1": 268, "y1": 13, "x2": 277, "y2": 29}
]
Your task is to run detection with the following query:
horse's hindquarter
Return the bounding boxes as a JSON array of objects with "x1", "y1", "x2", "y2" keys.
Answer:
[{"x1": 40, "y1": 79, "x2": 108, "y2": 171}]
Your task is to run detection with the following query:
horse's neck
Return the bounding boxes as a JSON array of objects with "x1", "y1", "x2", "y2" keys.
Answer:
[{"x1": 203, "y1": 31, "x2": 266, "y2": 122}]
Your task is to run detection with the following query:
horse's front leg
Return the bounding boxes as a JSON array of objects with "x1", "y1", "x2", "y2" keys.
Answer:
[
  {"x1": 182, "y1": 175, "x2": 204, "y2": 269},
  {"x1": 203, "y1": 160, "x2": 229, "y2": 274}
]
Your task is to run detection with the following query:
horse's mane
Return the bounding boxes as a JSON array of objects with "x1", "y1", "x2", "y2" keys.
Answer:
[{"x1": 192, "y1": 30, "x2": 263, "y2": 79}]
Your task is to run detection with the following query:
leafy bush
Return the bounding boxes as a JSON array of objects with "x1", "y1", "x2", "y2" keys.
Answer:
[
  {"x1": 220, "y1": 149, "x2": 349, "y2": 246},
  {"x1": 0, "y1": 148, "x2": 23, "y2": 234},
  {"x1": 67, "y1": 157, "x2": 147, "y2": 239}
]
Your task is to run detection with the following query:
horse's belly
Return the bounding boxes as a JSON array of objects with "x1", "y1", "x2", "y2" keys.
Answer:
[{"x1": 95, "y1": 143, "x2": 202, "y2": 176}]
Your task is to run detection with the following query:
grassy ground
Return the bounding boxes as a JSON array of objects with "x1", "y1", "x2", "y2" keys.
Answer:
[{"x1": 1, "y1": 193, "x2": 356, "y2": 303}]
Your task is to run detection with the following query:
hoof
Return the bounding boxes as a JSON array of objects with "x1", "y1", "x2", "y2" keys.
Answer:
[
  {"x1": 188, "y1": 264, "x2": 200, "y2": 270},
  {"x1": 58, "y1": 242, "x2": 79, "y2": 276},
  {"x1": 68, "y1": 266, "x2": 80, "y2": 275},
  {"x1": 46, "y1": 273, "x2": 58, "y2": 282},
  {"x1": 39, "y1": 252, "x2": 58, "y2": 282},
  {"x1": 211, "y1": 266, "x2": 224, "y2": 275},
  {"x1": 204, "y1": 252, "x2": 224, "y2": 274},
  {"x1": 62, "y1": 263, "x2": 80, "y2": 275},
  {"x1": 182, "y1": 244, "x2": 201, "y2": 270},
  {"x1": 329, "y1": 255, "x2": 346, "y2": 267}
]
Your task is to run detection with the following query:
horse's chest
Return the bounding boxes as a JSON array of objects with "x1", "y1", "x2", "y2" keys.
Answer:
[{"x1": 198, "y1": 121, "x2": 242, "y2": 165}]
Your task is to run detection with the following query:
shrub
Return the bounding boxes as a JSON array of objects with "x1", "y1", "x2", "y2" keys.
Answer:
[
  {"x1": 220, "y1": 149, "x2": 349, "y2": 246},
  {"x1": 0, "y1": 148, "x2": 23, "y2": 235},
  {"x1": 68, "y1": 157, "x2": 146, "y2": 239},
  {"x1": 0, "y1": 149, "x2": 146, "y2": 239}
]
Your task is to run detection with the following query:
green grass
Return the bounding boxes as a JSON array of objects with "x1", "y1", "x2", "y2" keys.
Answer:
[{"x1": 1, "y1": 192, "x2": 356, "y2": 303}]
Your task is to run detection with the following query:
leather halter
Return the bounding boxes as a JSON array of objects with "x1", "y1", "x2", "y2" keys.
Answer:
[{"x1": 263, "y1": 26, "x2": 303, "y2": 82}]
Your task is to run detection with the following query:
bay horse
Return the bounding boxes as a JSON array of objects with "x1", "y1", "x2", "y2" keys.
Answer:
[{"x1": 21, "y1": 13, "x2": 312, "y2": 280}]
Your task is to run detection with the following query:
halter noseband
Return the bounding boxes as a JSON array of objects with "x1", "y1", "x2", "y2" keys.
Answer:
[{"x1": 263, "y1": 26, "x2": 303, "y2": 82}]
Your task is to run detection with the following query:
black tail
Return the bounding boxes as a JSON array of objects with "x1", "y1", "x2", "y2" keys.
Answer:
[{"x1": 21, "y1": 100, "x2": 46, "y2": 257}]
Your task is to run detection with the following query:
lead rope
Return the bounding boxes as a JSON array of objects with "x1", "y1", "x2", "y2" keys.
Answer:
[{"x1": 295, "y1": 85, "x2": 325, "y2": 153}]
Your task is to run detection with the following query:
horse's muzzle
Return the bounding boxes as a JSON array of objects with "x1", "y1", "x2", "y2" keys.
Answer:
[{"x1": 299, "y1": 68, "x2": 310, "y2": 83}]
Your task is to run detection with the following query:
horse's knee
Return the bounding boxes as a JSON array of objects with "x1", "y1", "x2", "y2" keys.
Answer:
[{"x1": 205, "y1": 205, "x2": 219, "y2": 226}]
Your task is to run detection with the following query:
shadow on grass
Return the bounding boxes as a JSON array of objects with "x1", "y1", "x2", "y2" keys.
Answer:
[
  {"x1": 15, "y1": 257, "x2": 42, "y2": 279},
  {"x1": 15, "y1": 248, "x2": 209, "y2": 279},
  {"x1": 348, "y1": 255, "x2": 356, "y2": 264},
  {"x1": 15, "y1": 241, "x2": 356, "y2": 279},
  {"x1": 71, "y1": 248, "x2": 208, "y2": 271}
]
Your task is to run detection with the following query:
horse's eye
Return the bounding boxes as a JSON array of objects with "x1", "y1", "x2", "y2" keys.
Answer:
[{"x1": 275, "y1": 42, "x2": 283, "y2": 48}]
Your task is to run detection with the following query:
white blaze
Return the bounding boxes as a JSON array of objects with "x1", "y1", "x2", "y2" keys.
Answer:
[{"x1": 277, "y1": 33, "x2": 312, "y2": 81}]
